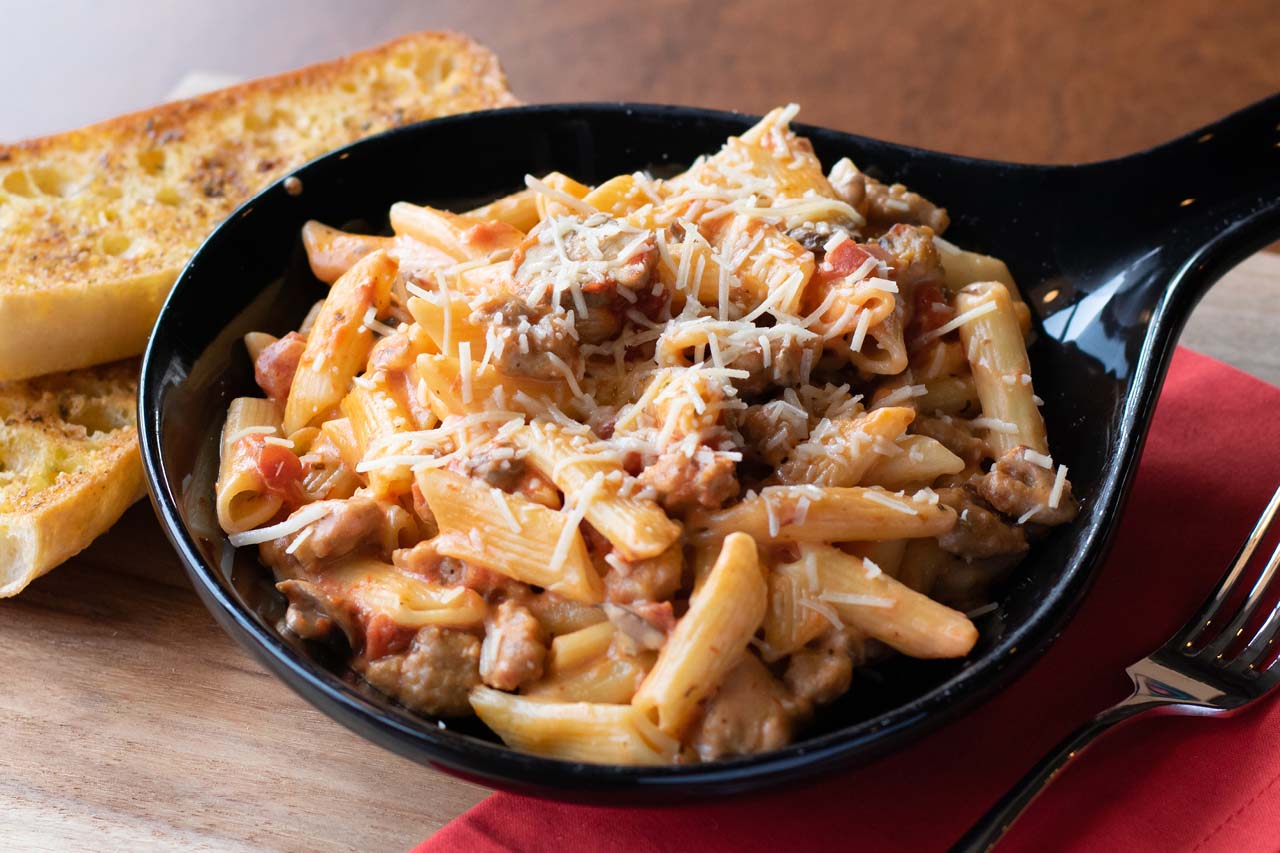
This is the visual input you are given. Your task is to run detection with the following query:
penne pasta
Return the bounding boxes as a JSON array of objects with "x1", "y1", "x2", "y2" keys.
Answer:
[
  {"x1": 633, "y1": 533, "x2": 766, "y2": 736},
  {"x1": 406, "y1": 295, "x2": 486, "y2": 359},
  {"x1": 326, "y1": 558, "x2": 487, "y2": 630},
  {"x1": 529, "y1": 171, "x2": 593, "y2": 220},
  {"x1": 916, "y1": 374, "x2": 980, "y2": 417},
  {"x1": 861, "y1": 435, "x2": 966, "y2": 490},
  {"x1": 415, "y1": 353, "x2": 576, "y2": 419},
  {"x1": 848, "y1": 303, "x2": 909, "y2": 375},
  {"x1": 693, "y1": 485, "x2": 956, "y2": 543},
  {"x1": 582, "y1": 174, "x2": 651, "y2": 219},
  {"x1": 390, "y1": 202, "x2": 524, "y2": 262},
  {"x1": 955, "y1": 282, "x2": 1049, "y2": 456},
  {"x1": 215, "y1": 397, "x2": 287, "y2": 533},
  {"x1": 761, "y1": 559, "x2": 829, "y2": 662},
  {"x1": 844, "y1": 538, "x2": 908, "y2": 579},
  {"x1": 791, "y1": 543, "x2": 978, "y2": 658},
  {"x1": 283, "y1": 249, "x2": 397, "y2": 434},
  {"x1": 777, "y1": 406, "x2": 915, "y2": 487},
  {"x1": 544, "y1": 621, "x2": 617, "y2": 674},
  {"x1": 243, "y1": 331, "x2": 277, "y2": 362},
  {"x1": 214, "y1": 104, "x2": 1075, "y2": 765},
  {"x1": 417, "y1": 468, "x2": 604, "y2": 604},
  {"x1": 515, "y1": 422, "x2": 681, "y2": 560},
  {"x1": 470, "y1": 687, "x2": 680, "y2": 765},
  {"x1": 466, "y1": 188, "x2": 541, "y2": 232},
  {"x1": 302, "y1": 220, "x2": 394, "y2": 284}
]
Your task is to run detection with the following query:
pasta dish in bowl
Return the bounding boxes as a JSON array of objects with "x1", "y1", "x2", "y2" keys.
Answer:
[{"x1": 212, "y1": 106, "x2": 1077, "y2": 765}]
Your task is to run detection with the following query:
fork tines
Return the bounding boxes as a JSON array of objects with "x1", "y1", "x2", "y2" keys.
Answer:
[{"x1": 1173, "y1": 485, "x2": 1280, "y2": 677}]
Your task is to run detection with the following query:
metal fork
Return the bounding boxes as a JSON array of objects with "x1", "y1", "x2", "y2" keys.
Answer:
[{"x1": 953, "y1": 484, "x2": 1280, "y2": 852}]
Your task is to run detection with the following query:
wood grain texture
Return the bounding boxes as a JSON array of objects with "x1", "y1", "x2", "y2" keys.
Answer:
[
  {"x1": 1, "y1": 2, "x2": 1277, "y2": 850},
  {"x1": 0, "y1": 502, "x2": 489, "y2": 853}
]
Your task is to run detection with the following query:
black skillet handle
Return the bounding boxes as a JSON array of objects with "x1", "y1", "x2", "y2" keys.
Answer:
[{"x1": 1092, "y1": 93, "x2": 1280, "y2": 299}]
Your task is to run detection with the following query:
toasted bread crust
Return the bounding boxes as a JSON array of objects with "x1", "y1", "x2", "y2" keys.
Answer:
[
  {"x1": 0, "y1": 30, "x2": 518, "y2": 380},
  {"x1": 0, "y1": 360, "x2": 144, "y2": 597}
]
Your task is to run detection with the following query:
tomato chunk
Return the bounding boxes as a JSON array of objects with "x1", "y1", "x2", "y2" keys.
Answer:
[
  {"x1": 908, "y1": 283, "x2": 955, "y2": 339},
  {"x1": 822, "y1": 240, "x2": 873, "y2": 278},
  {"x1": 255, "y1": 440, "x2": 304, "y2": 495},
  {"x1": 254, "y1": 332, "x2": 306, "y2": 401},
  {"x1": 364, "y1": 612, "x2": 417, "y2": 660}
]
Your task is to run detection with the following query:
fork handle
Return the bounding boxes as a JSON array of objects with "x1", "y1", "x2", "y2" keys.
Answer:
[{"x1": 950, "y1": 701, "x2": 1151, "y2": 852}]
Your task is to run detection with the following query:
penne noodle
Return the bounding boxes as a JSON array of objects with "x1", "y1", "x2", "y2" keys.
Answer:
[
  {"x1": 582, "y1": 174, "x2": 650, "y2": 219},
  {"x1": 515, "y1": 422, "x2": 681, "y2": 560},
  {"x1": 524, "y1": 594, "x2": 607, "y2": 636},
  {"x1": 406, "y1": 295, "x2": 486, "y2": 359},
  {"x1": 793, "y1": 543, "x2": 978, "y2": 658},
  {"x1": 466, "y1": 188, "x2": 541, "y2": 232},
  {"x1": 417, "y1": 468, "x2": 604, "y2": 604},
  {"x1": 283, "y1": 249, "x2": 397, "y2": 434},
  {"x1": 955, "y1": 282, "x2": 1049, "y2": 456},
  {"x1": 861, "y1": 435, "x2": 966, "y2": 490},
  {"x1": 524, "y1": 649, "x2": 656, "y2": 705},
  {"x1": 545, "y1": 621, "x2": 617, "y2": 674},
  {"x1": 933, "y1": 235, "x2": 1026, "y2": 306},
  {"x1": 326, "y1": 558, "x2": 487, "y2": 630},
  {"x1": 844, "y1": 539, "x2": 908, "y2": 579},
  {"x1": 777, "y1": 406, "x2": 915, "y2": 487},
  {"x1": 215, "y1": 397, "x2": 286, "y2": 533},
  {"x1": 761, "y1": 559, "x2": 829, "y2": 662},
  {"x1": 848, "y1": 303, "x2": 909, "y2": 375},
  {"x1": 530, "y1": 171, "x2": 593, "y2": 220},
  {"x1": 319, "y1": 416, "x2": 363, "y2": 473},
  {"x1": 916, "y1": 374, "x2": 980, "y2": 417},
  {"x1": 897, "y1": 537, "x2": 962, "y2": 596},
  {"x1": 390, "y1": 202, "x2": 524, "y2": 262},
  {"x1": 910, "y1": 339, "x2": 970, "y2": 382},
  {"x1": 340, "y1": 384, "x2": 409, "y2": 462},
  {"x1": 633, "y1": 533, "x2": 766, "y2": 736},
  {"x1": 243, "y1": 331, "x2": 277, "y2": 362},
  {"x1": 415, "y1": 353, "x2": 576, "y2": 419},
  {"x1": 693, "y1": 485, "x2": 956, "y2": 543},
  {"x1": 301, "y1": 220, "x2": 394, "y2": 284},
  {"x1": 711, "y1": 215, "x2": 814, "y2": 316},
  {"x1": 470, "y1": 687, "x2": 680, "y2": 765}
]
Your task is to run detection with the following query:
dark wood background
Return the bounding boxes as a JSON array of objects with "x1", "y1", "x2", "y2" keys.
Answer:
[
  {"x1": 2, "y1": 2, "x2": 1278, "y2": 849},
  {"x1": 7, "y1": 0, "x2": 1280, "y2": 165}
]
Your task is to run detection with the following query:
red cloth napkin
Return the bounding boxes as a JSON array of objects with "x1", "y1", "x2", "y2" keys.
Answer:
[{"x1": 417, "y1": 347, "x2": 1280, "y2": 853}]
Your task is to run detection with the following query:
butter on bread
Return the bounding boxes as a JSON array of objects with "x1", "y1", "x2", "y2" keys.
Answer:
[
  {"x1": 0, "y1": 30, "x2": 517, "y2": 381},
  {"x1": 0, "y1": 360, "x2": 144, "y2": 597}
]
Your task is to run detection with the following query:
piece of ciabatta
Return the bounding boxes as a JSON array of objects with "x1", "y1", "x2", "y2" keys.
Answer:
[
  {"x1": 0, "y1": 360, "x2": 143, "y2": 597},
  {"x1": 0, "y1": 30, "x2": 517, "y2": 381}
]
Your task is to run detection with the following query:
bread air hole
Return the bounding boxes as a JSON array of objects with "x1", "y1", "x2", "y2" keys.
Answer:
[
  {"x1": 244, "y1": 108, "x2": 294, "y2": 133},
  {"x1": 61, "y1": 397, "x2": 130, "y2": 435},
  {"x1": 2, "y1": 170, "x2": 36, "y2": 197},
  {"x1": 2, "y1": 166, "x2": 78, "y2": 198},
  {"x1": 100, "y1": 232, "x2": 133, "y2": 256},
  {"x1": 137, "y1": 149, "x2": 166, "y2": 175}
]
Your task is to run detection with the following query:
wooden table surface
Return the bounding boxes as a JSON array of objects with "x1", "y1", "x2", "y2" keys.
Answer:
[{"x1": 2, "y1": 2, "x2": 1278, "y2": 851}]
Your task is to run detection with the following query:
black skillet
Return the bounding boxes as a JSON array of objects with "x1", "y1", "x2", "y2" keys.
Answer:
[{"x1": 139, "y1": 99, "x2": 1280, "y2": 800}]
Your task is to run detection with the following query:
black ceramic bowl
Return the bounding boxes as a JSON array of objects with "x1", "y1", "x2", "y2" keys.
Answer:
[{"x1": 140, "y1": 101, "x2": 1280, "y2": 800}]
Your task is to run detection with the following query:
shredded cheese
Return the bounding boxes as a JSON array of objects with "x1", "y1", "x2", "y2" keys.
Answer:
[
  {"x1": 228, "y1": 503, "x2": 332, "y2": 548},
  {"x1": 1048, "y1": 464, "x2": 1069, "y2": 509},
  {"x1": 820, "y1": 591, "x2": 895, "y2": 608},
  {"x1": 862, "y1": 489, "x2": 920, "y2": 516},
  {"x1": 920, "y1": 299, "x2": 998, "y2": 343},
  {"x1": 491, "y1": 487, "x2": 521, "y2": 532}
]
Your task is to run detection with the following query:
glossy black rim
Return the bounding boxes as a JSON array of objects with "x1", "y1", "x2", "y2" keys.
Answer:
[{"x1": 139, "y1": 99, "x2": 1280, "y2": 798}]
